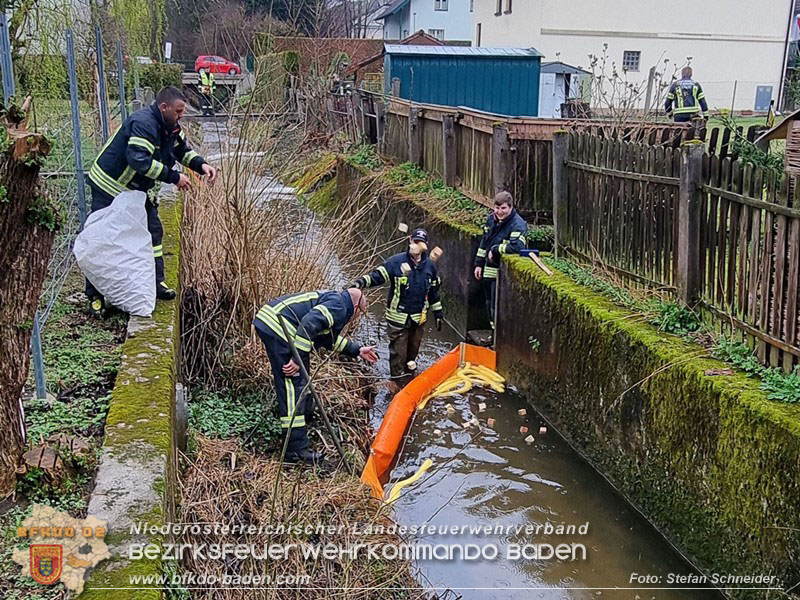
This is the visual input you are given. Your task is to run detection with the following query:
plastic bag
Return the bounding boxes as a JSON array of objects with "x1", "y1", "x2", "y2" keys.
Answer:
[{"x1": 74, "y1": 190, "x2": 156, "y2": 317}]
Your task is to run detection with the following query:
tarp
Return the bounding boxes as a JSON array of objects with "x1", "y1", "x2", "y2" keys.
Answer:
[{"x1": 361, "y1": 343, "x2": 496, "y2": 498}]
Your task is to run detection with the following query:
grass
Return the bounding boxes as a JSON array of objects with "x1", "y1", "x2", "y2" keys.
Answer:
[
  {"x1": 0, "y1": 267, "x2": 126, "y2": 598},
  {"x1": 546, "y1": 255, "x2": 800, "y2": 402}
]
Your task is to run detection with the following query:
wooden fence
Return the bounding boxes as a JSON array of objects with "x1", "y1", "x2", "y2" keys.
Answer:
[
  {"x1": 336, "y1": 91, "x2": 761, "y2": 223},
  {"x1": 555, "y1": 131, "x2": 799, "y2": 369}
]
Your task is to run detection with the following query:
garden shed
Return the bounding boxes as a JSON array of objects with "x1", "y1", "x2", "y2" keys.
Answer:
[{"x1": 384, "y1": 45, "x2": 543, "y2": 116}]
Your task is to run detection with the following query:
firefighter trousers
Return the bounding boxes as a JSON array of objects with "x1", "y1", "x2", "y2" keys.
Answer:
[
  {"x1": 85, "y1": 185, "x2": 165, "y2": 301},
  {"x1": 254, "y1": 323, "x2": 314, "y2": 453},
  {"x1": 482, "y1": 277, "x2": 497, "y2": 329},
  {"x1": 387, "y1": 320, "x2": 425, "y2": 377}
]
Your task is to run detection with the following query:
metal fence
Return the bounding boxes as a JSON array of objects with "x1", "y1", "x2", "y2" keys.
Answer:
[{"x1": 0, "y1": 24, "x2": 133, "y2": 401}]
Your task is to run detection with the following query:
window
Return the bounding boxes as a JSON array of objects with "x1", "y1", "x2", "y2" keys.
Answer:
[
  {"x1": 622, "y1": 50, "x2": 641, "y2": 72},
  {"x1": 476, "y1": 22, "x2": 482, "y2": 46},
  {"x1": 495, "y1": 0, "x2": 502, "y2": 15},
  {"x1": 428, "y1": 28, "x2": 446, "y2": 40},
  {"x1": 434, "y1": 0, "x2": 448, "y2": 10},
  {"x1": 470, "y1": 0, "x2": 474, "y2": 11},
  {"x1": 505, "y1": 0, "x2": 513, "y2": 13}
]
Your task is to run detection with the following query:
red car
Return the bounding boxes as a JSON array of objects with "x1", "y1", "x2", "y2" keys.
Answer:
[{"x1": 194, "y1": 55, "x2": 241, "y2": 75}]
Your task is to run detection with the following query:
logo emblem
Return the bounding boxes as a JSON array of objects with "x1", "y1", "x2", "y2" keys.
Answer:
[{"x1": 30, "y1": 545, "x2": 62, "y2": 585}]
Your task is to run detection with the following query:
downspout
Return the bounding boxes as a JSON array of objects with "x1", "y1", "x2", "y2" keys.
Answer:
[{"x1": 778, "y1": 0, "x2": 795, "y2": 111}]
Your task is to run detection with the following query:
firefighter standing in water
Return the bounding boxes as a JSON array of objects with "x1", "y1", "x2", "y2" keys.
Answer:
[
  {"x1": 474, "y1": 192, "x2": 527, "y2": 329},
  {"x1": 253, "y1": 288, "x2": 378, "y2": 465},
  {"x1": 86, "y1": 86, "x2": 217, "y2": 316},
  {"x1": 353, "y1": 228, "x2": 443, "y2": 378}
]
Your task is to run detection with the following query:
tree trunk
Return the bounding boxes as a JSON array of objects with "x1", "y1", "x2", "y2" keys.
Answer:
[{"x1": 0, "y1": 118, "x2": 54, "y2": 496}]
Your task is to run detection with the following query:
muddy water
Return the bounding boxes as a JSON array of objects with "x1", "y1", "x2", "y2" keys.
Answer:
[{"x1": 203, "y1": 123, "x2": 720, "y2": 599}]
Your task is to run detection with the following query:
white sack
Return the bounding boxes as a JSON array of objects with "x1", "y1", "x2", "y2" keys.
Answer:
[{"x1": 73, "y1": 190, "x2": 156, "y2": 317}]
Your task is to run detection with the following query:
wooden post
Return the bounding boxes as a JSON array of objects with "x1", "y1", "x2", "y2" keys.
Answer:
[
  {"x1": 492, "y1": 124, "x2": 512, "y2": 196},
  {"x1": 375, "y1": 100, "x2": 386, "y2": 154},
  {"x1": 409, "y1": 106, "x2": 422, "y2": 166},
  {"x1": 552, "y1": 130, "x2": 569, "y2": 259},
  {"x1": 442, "y1": 114, "x2": 457, "y2": 187},
  {"x1": 677, "y1": 141, "x2": 704, "y2": 304}
]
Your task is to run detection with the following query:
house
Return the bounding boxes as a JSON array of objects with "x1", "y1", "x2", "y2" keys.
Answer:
[
  {"x1": 344, "y1": 30, "x2": 445, "y2": 88},
  {"x1": 472, "y1": 0, "x2": 792, "y2": 112},
  {"x1": 375, "y1": 0, "x2": 473, "y2": 43}
]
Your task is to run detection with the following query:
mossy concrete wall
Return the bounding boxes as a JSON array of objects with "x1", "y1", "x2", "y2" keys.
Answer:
[
  {"x1": 332, "y1": 160, "x2": 489, "y2": 331},
  {"x1": 496, "y1": 255, "x2": 800, "y2": 598},
  {"x1": 82, "y1": 191, "x2": 183, "y2": 598}
]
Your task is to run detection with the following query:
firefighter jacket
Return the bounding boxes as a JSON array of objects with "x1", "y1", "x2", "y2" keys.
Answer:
[
  {"x1": 474, "y1": 209, "x2": 528, "y2": 279},
  {"x1": 254, "y1": 290, "x2": 361, "y2": 360},
  {"x1": 200, "y1": 71, "x2": 215, "y2": 93},
  {"x1": 88, "y1": 103, "x2": 206, "y2": 198},
  {"x1": 665, "y1": 78, "x2": 709, "y2": 118},
  {"x1": 355, "y1": 252, "x2": 443, "y2": 327}
]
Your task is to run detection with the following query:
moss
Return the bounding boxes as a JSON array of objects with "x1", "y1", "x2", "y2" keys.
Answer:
[
  {"x1": 498, "y1": 254, "x2": 800, "y2": 598},
  {"x1": 82, "y1": 195, "x2": 182, "y2": 599},
  {"x1": 306, "y1": 177, "x2": 339, "y2": 214}
]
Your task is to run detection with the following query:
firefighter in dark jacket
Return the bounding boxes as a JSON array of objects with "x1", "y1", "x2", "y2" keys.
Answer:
[
  {"x1": 665, "y1": 66, "x2": 709, "y2": 123},
  {"x1": 253, "y1": 288, "x2": 378, "y2": 464},
  {"x1": 86, "y1": 86, "x2": 217, "y2": 316},
  {"x1": 474, "y1": 192, "x2": 527, "y2": 329},
  {"x1": 353, "y1": 229, "x2": 443, "y2": 378}
]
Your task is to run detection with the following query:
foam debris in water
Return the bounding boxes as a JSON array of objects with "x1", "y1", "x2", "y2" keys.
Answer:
[
  {"x1": 525, "y1": 435, "x2": 535, "y2": 445},
  {"x1": 430, "y1": 246, "x2": 443, "y2": 261},
  {"x1": 539, "y1": 426, "x2": 547, "y2": 435},
  {"x1": 398, "y1": 222, "x2": 408, "y2": 233},
  {"x1": 433, "y1": 429, "x2": 441, "y2": 435},
  {"x1": 487, "y1": 418, "x2": 496, "y2": 427},
  {"x1": 478, "y1": 402, "x2": 486, "y2": 412},
  {"x1": 406, "y1": 360, "x2": 417, "y2": 371},
  {"x1": 517, "y1": 408, "x2": 527, "y2": 417},
  {"x1": 520, "y1": 426, "x2": 529, "y2": 434},
  {"x1": 446, "y1": 403, "x2": 455, "y2": 413}
]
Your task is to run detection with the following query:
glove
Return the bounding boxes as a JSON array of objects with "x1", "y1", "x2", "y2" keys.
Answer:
[
  {"x1": 350, "y1": 280, "x2": 363, "y2": 290},
  {"x1": 436, "y1": 318, "x2": 443, "y2": 332}
]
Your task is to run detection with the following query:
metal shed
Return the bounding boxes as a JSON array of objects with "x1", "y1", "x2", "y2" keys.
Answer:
[{"x1": 384, "y1": 45, "x2": 543, "y2": 117}]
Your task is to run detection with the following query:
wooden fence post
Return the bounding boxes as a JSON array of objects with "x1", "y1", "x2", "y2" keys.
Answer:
[
  {"x1": 492, "y1": 124, "x2": 512, "y2": 196},
  {"x1": 442, "y1": 114, "x2": 457, "y2": 187},
  {"x1": 409, "y1": 106, "x2": 422, "y2": 166},
  {"x1": 375, "y1": 100, "x2": 385, "y2": 154},
  {"x1": 552, "y1": 130, "x2": 569, "y2": 259},
  {"x1": 677, "y1": 141, "x2": 704, "y2": 304}
]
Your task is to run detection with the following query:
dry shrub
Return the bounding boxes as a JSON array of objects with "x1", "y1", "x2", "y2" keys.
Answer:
[{"x1": 180, "y1": 436, "x2": 426, "y2": 600}]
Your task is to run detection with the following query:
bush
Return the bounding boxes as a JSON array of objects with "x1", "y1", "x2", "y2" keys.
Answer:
[{"x1": 129, "y1": 62, "x2": 183, "y2": 95}]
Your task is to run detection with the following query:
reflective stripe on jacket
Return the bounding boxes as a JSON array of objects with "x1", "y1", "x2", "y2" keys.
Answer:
[
  {"x1": 254, "y1": 290, "x2": 360, "y2": 359},
  {"x1": 665, "y1": 78, "x2": 709, "y2": 116},
  {"x1": 88, "y1": 103, "x2": 206, "y2": 198},
  {"x1": 474, "y1": 209, "x2": 528, "y2": 279},
  {"x1": 356, "y1": 251, "x2": 443, "y2": 326}
]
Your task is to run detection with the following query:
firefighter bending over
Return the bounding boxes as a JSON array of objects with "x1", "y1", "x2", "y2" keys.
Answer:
[
  {"x1": 353, "y1": 228, "x2": 443, "y2": 378},
  {"x1": 86, "y1": 86, "x2": 217, "y2": 316},
  {"x1": 253, "y1": 288, "x2": 378, "y2": 465}
]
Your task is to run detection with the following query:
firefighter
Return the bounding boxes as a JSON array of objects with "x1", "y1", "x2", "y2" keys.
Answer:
[
  {"x1": 199, "y1": 69, "x2": 215, "y2": 115},
  {"x1": 473, "y1": 191, "x2": 527, "y2": 329},
  {"x1": 253, "y1": 288, "x2": 378, "y2": 464},
  {"x1": 86, "y1": 86, "x2": 217, "y2": 317},
  {"x1": 353, "y1": 229, "x2": 443, "y2": 378},
  {"x1": 665, "y1": 66, "x2": 709, "y2": 123}
]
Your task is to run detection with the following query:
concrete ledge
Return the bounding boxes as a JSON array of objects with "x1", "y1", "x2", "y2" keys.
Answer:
[
  {"x1": 496, "y1": 255, "x2": 800, "y2": 598},
  {"x1": 82, "y1": 191, "x2": 183, "y2": 598}
]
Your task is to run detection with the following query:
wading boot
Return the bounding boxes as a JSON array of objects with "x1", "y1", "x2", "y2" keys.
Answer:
[
  {"x1": 283, "y1": 448, "x2": 324, "y2": 466},
  {"x1": 157, "y1": 281, "x2": 177, "y2": 300},
  {"x1": 88, "y1": 298, "x2": 105, "y2": 319}
]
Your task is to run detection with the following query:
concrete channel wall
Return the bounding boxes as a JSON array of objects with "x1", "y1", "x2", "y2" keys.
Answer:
[
  {"x1": 82, "y1": 192, "x2": 184, "y2": 598},
  {"x1": 496, "y1": 256, "x2": 800, "y2": 599},
  {"x1": 330, "y1": 158, "x2": 800, "y2": 598}
]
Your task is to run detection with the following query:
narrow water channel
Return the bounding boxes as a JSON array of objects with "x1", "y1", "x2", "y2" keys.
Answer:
[{"x1": 202, "y1": 121, "x2": 720, "y2": 599}]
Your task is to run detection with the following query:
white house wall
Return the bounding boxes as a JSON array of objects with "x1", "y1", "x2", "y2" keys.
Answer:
[{"x1": 473, "y1": 0, "x2": 790, "y2": 111}]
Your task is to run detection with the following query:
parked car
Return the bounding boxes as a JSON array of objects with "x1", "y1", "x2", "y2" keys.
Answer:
[{"x1": 194, "y1": 55, "x2": 241, "y2": 75}]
